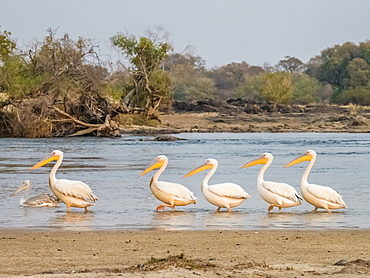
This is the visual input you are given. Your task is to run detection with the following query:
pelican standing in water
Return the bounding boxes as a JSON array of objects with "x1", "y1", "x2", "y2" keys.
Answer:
[
  {"x1": 10, "y1": 180, "x2": 60, "y2": 207},
  {"x1": 183, "y1": 158, "x2": 250, "y2": 212},
  {"x1": 31, "y1": 150, "x2": 98, "y2": 212},
  {"x1": 241, "y1": 153, "x2": 302, "y2": 212},
  {"x1": 284, "y1": 150, "x2": 347, "y2": 213},
  {"x1": 139, "y1": 155, "x2": 197, "y2": 211}
]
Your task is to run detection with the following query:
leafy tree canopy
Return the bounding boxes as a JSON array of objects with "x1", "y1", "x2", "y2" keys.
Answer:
[
  {"x1": 261, "y1": 72, "x2": 293, "y2": 106},
  {"x1": 277, "y1": 56, "x2": 305, "y2": 73},
  {"x1": 0, "y1": 27, "x2": 16, "y2": 61},
  {"x1": 111, "y1": 27, "x2": 173, "y2": 117}
]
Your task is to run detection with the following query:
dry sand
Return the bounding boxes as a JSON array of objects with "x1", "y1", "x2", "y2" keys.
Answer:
[
  {"x1": 121, "y1": 111, "x2": 370, "y2": 134},
  {"x1": 1, "y1": 229, "x2": 369, "y2": 277}
]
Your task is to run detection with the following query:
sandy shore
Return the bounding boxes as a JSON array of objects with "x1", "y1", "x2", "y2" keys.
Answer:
[
  {"x1": 120, "y1": 111, "x2": 370, "y2": 135},
  {"x1": 1, "y1": 229, "x2": 369, "y2": 277}
]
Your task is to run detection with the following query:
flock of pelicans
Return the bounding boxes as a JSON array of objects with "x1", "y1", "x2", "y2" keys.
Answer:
[{"x1": 11, "y1": 149, "x2": 347, "y2": 214}]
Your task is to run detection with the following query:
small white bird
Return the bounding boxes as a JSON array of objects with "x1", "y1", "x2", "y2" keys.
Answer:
[
  {"x1": 139, "y1": 155, "x2": 197, "y2": 211},
  {"x1": 183, "y1": 158, "x2": 250, "y2": 212},
  {"x1": 241, "y1": 153, "x2": 302, "y2": 212},
  {"x1": 10, "y1": 180, "x2": 60, "y2": 207},
  {"x1": 284, "y1": 150, "x2": 347, "y2": 213},
  {"x1": 31, "y1": 150, "x2": 98, "y2": 213}
]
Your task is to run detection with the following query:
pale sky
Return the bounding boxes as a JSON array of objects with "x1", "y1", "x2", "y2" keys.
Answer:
[{"x1": 2, "y1": 0, "x2": 370, "y2": 68}]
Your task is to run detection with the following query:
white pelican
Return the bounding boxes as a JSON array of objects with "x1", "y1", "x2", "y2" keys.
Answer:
[
  {"x1": 284, "y1": 150, "x2": 347, "y2": 213},
  {"x1": 10, "y1": 180, "x2": 60, "y2": 207},
  {"x1": 183, "y1": 158, "x2": 250, "y2": 212},
  {"x1": 241, "y1": 153, "x2": 302, "y2": 212},
  {"x1": 139, "y1": 155, "x2": 197, "y2": 211},
  {"x1": 30, "y1": 150, "x2": 98, "y2": 212}
]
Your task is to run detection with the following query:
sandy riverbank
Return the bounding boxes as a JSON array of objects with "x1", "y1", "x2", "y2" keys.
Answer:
[
  {"x1": 1, "y1": 229, "x2": 369, "y2": 277},
  {"x1": 120, "y1": 111, "x2": 370, "y2": 135}
]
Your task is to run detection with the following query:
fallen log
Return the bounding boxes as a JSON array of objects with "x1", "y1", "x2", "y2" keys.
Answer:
[
  {"x1": 52, "y1": 106, "x2": 120, "y2": 137},
  {"x1": 52, "y1": 106, "x2": 101, "y2": 128}
]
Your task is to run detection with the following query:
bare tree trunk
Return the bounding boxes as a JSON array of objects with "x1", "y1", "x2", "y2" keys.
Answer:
[{"x1": 52, "y1": 106, "x2": 120, "y2": 137}]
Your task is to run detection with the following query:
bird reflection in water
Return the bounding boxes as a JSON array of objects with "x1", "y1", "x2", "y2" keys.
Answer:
[
  {"x1": 151, "y1": 211, "x2": 196, "y2": 230},
  {"x1": 259, "y1": 212, "x2": 299, "y2": 229},
  {"x1": 50, "y1": 211, "x2": 95, "y2": 230},
  {"x1": 203, "y1": 211, "x2": 246, "y2": 230},
  {"x1": 301, "y1": 210, "x2": 346, "y2": 229}
]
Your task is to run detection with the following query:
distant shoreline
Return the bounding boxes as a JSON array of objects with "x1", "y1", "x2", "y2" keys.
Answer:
[{"x1": 120, "y1": 111, "x2": 370, "y2": 135}]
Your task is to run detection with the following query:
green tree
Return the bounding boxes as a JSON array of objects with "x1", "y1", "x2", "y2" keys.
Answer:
[
  {"x1": 338, "y1": 86, "x2": 370, "y2": 105},
  {"x1": 261, "y1": 72, "x2": 293, "y2": 107},
  {"x1": 292, "y1": 74, "x2": 321, "y2": 104},
  {"x1": 278, "y1": 56, "x2": 305, "y2": 73},
  {"x1": 1, "y1": 29, "x2": 111, "y2": 137},
  {"x1": 0, "y1": 27, "x2": 16, "y2": 61},
  {"x1": 344, "y1": 57, "x2": 370, "y2": 88},
  {"x1": 163, "y1": 52, "x2": 217, "y2": 101},
  {"x1": 111, "y1": 28, "x2": 173, "y2": 118},
  {"x1": 207, "y1": 62, "x2": 264, "y2": 99},
  {"x1": 359, "y1": 41, "x2": 370, "y2": 65},
  {"x1": 306, "y1": 41, "x2": 370, "y2": 104},
  {"x1": 175, "y1": 77, "x2": 217, "y2": 101},
  {"x1": 235, "y1": 73, "x2": 264, "y2": 101}
]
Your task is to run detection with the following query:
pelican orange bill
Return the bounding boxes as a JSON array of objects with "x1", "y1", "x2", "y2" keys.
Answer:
[
  {"x1": 139, "y1": 161, "x2": 164, "y2": 177},
  {"x1": 240, "y1": 157, "x2": 268, "y2": 168},
  {"x1": 182, "y1": 163, "x2": 213, "y2": 178},
  {"x1": 30, "y1": 155, "x2": 60, "y2": 170},
  {"x1": 284, "y1": 154, "x2": 312, "y2": 168}
]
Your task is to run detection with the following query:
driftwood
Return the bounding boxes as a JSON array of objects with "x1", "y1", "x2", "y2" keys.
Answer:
[
  {"x1": 96, "y1": 115, "x2": 121, "y2": 137},
  {"x1": 52, "y1": 106, "x2": 101, "y2": 128},
  {"x1": 52, "y1": 106, "x2": 120, "y2": 137}
]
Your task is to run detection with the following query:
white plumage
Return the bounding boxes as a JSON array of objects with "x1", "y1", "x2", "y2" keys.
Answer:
[
  {"x1": 284, "y1": 150, "x2": 346, "y2": 213},
  {"x1": 31, "y1": 150, "x2": 98, "y2": 212},
  {"x1": 183, "y1": 158, "x2": 250, "y2": 212},
  {"x1": 262, "y1": 181, "x2": 301, "y2": 203},
  {"x1": 154, "y1": 180, "x2": 197, "y2": 202},
  {"x1": 241, "y1": 153, "x2": 302, "y2": 212},
  {"x1": 139, "y1": 155, "x2": 197, "y2": 211},
  {"x1": 54, "y1": 179, "x2": 97, "y2": 203},
  {"x1": 207, "y1": 182, "x2": 250, "y2": 199},
  {"x1": 10, "y1": 180, "x2": 60, "y2": 207},
  {"x1": 306, "y1": 184, "x2": 347, "y2": 208}
]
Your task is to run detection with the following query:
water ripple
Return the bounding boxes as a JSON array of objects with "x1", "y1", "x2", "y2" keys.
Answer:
[{"x1": 1, "y1": 132, "x2": 369, "y2": 231}]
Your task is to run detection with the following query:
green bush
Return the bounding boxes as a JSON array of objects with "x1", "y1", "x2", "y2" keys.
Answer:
[{"x1": 337, "y1": 86, "x2": 370, "y2": 105}]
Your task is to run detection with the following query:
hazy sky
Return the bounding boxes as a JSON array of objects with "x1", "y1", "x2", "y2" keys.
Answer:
[{"x1": 2, "y1": 0, "x2": 370, "y2": 68}]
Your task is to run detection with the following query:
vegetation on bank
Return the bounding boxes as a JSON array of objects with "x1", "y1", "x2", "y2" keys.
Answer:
[{"x1": 1, "y1": 26, "x2": 370, "y2": 137}]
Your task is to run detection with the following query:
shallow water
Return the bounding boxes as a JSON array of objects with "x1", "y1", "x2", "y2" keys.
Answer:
[{"x1": 0, "y1": 133, "x2": 369, "y2": 231}]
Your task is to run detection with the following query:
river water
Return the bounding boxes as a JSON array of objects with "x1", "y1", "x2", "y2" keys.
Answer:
[{"x1": 0, "y1": 133, "x2": 369, "y2": 231}]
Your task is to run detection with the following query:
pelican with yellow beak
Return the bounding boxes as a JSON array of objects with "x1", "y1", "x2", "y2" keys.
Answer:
[
  {"x1": 284, "y1": 150, "x2": 346, "y2": 213},
  {"x1": 10, "y1": 180, "x2": 61, "y2": 207},
  {"x1": 241, "y1": 153, "x2": 302, "y2": 212},
  {"x1": 30, "y1": 150, "x2": 98, "y2": 212},
  {"x1": 139, "y1": 155, "x2": 197, "y2": 211},
  {"x1": 183, "y1": 158, "x2": 250, "y2": 212}
]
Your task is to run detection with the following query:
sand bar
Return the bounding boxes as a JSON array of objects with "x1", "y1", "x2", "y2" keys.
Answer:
[{"x1": 0, "y1": 229, "x2": 369, "y2": 277}]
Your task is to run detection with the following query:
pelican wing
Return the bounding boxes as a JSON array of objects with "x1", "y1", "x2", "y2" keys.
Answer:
[
  {"x1": 155, "y1": 181, "x2": 197, "y2": 201},
  {"x1": 208, "y1": 183, "x2": 250, "y2": 199},
  {"x1": 307, "y1": 184, "x2": 346, "y2": 206},
  {"x1": 262, "y1": 181, "x2": 302, "y2": 202},
  {"x1": 54, "y1": 179, "x2": 98, "y2": 203},
  {"x1": 25, "y1": 194, "x2": 60, "y2": 206}
]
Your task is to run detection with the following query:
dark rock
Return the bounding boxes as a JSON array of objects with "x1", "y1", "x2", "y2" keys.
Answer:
[
  {"x1": 349, "y1": 259, "x2": 370, "y2": 266},
  {"x1": 334, "y1": 260, "x2": 349, "y2": 266},
  {"x1": 154, "y1": 135, "x2": 186, "y2": 141}
]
